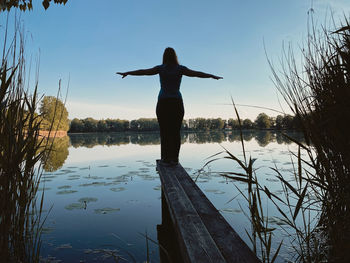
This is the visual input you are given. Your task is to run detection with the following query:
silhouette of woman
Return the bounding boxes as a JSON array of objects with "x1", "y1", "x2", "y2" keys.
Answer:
[{"x1": 117, "y1": 47, "x2": 222, "y2": 166}]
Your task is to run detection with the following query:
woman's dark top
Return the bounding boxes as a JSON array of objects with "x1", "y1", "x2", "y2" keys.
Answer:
[{"x1": 154, "y1": 64, "x2": 188, "y2": 100}]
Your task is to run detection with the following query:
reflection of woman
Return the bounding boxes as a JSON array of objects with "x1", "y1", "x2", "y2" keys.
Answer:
[{"x1": 117, "y1": 47, "x2": 222, "y2": 166}]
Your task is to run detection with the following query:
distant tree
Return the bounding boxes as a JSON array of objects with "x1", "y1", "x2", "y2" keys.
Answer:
[
  {"x1": 227, "y1": 118, "x2": 239, "y2": 129},
  {"x1": 82, "y1": 117, "x2": 98, "y2": 132},
  {"x1": 0, "y1": 0, "x2": 68, "y2": 11},
  {"x1": 255, "y1": 113, "x2": 271, "y2": 129},
  {"x1": 243, "y1": 119, "x2": 254, "y2": 129},
  {"x1": 40, "y1": 96, "x2": 69, "y2": 131},
  {"x1": 130, "y1": 120, "x2": 139, "y2": 131},
  {"x1": 209, "y1": 118, "x2": 225, "y2": 130},
  {"x1": 137, "y1": 118, "x2": 159, "y2": 131},
  {"x1": 282, "y1": 115, "x2": 296, "y2": 129},
  {"x1": 275, "y1": 115, "x2": 284, "y2": 129},
  {"x1": 195, "y1": 118, "x2": 210, "y2": 130},
  {"x1": 181, "y1": 120, "x2": 189, "y2": 130},
  {"x1": 97, "y1": 120, "x2": 108, "y2": 132},
  {"x1": 69, "y1": 118, "x2": 84, "y2": 132}
]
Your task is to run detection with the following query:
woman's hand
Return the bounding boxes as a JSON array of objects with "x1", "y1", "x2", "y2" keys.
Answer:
[
  {"x1": 211, "y1": 75, "x2": 223, "y2": 80},
  {"x1": 117, "y1": 72, "x2": 128, "y2": 78}
]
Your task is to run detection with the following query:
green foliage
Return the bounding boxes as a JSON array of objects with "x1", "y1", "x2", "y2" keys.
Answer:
[
  {"x1": 0, "y1": 0, "x2": 68, "y2": 11},
  {"x1": 227, "y1": 118, "x2": 237, "y2": 128},
  {"x1": 188, "y1": 117, "x2": 225, "y2": 130},
  {"x1": 255, "y1": 113, "x2": 271, "y2": 129},
  {"x1": 70, "y1": 118, "x2": 84, "y2": 132},
  {"x1": 39, "y1": 96, "x2": 69, "y2": 131},
  {"x1": 130, "y1": 118, "x2": 159, "y2": 131},
  {"x1": 68, "y1": 114, "x2": 300, "y2": 133},
  {"x1": 242, "y1": 118, "x2": 254, "y2": 129}
]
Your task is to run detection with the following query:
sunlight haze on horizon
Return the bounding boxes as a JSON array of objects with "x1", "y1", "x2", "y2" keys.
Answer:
[{"x1": 1, "y1": 0, "x2": 349, "y2": 120}]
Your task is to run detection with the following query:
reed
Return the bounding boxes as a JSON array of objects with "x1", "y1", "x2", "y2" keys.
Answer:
[
  {"x1": 0, "y1": 21, "x2": 51, "y2": 262},
  {"x1": 209, "y1": 15, "x2": 350, "y2": 263},
  {"x1": 269, "y1": 15, "x2": 350, "y2": 262}
]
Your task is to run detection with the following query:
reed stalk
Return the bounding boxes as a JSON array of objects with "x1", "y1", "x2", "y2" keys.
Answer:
[{"x1": 0, "y1": 19, "x2": 52, "y2": 262}]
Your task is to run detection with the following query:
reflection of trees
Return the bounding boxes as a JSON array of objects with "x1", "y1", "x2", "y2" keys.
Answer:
[
  {"x1": 69, "y1": 133, "x2": 130, "y2": 148},
  {"x1": 227, "y1": 130, "x2": 254, "y2": 142},
  {"x1": 275, "y1": 131, "x2": 305, "y2": 145},
  {"x1": 242, "y1": 130, "x2": 254, "y2": 141},
  {"x1": 255, "y1": 131, "x2": 273, "y2": 147},
  {"x1": 67, "y1": 131, "x2": 304, "y2": 149},
  {"x1": 187, "y1": 132, "x2": 225, "y2": 144},
  {"x1": 276, "y1": 132, "x2": 290, "y2": 144},
  {"x1": 130, "y1": 133, "x2": 160, "y2": 145},
  {"x1": 44, "y1": 136, "x2": 69, "y2": 172}
]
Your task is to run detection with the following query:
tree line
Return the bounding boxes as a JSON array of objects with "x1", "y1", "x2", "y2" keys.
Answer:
[{"x1": 69, "y1": 113, "x2": 299, "y2": 133}]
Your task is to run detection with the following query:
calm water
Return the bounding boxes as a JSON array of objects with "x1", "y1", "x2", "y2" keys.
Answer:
[{"x1": 39, "y1": 131, "x2": 304, "y2": 262}]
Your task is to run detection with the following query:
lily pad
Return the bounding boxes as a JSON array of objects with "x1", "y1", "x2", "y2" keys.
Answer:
[
  {"x1": 110, "y1": 187, "x2": 126, "y2": 192},
  {"x1": 78, "y1": 197, "x2": 98, "y2": 203},
  {"x1": 55, "y1": 243, "x2": 72, "y2": 249},
  {"x1": 41, "y1": 179, "x2": 52, "y2": 183},
  {"x1": 68, "y1": 174, "x2": 80, "y2": 178},
  {"x1": 65, "y1": 203, "x2": 85, "y2": 210},
  {"x1": 41, "y1": 227, "x2": 55, "y2": 234},
  {"x1": 94, "y1": 207, "x2": 120, "y2": 214},
  {"x1": 266, "y1": 178, "x2": 279, "y2": 182},
  {"x1": 42, "y1": 175, "x2": 57, "y2": 179},
  {"x1": 83, "y1": 175, "x2": 104, "y2": 180},
  {"x1": 56, "y1": 190, "x2": 78, "y2": 195},
  {"x1": 57, "y1": 185, "x2": 72, "y2": 189},
  {"x1": 139, "y1": 174, "x2": 157, "y2": 180},
  {"x1": 205, "y1": 189, "x2": 225, "y2": 194},
  {"x1": 60, "y1": 169, "x2": 75, "y2": 174},
  {"x1": 79, "y1": 182, "x2": 105, "y2": 187},
  {"x1": 220, "y1": 208, "x2": 242, "y2": 214},
  {"x1": 67, "y1": 177, "x2": 80, "y2": 181},
  {"x1": 153, "y1": 185, "x2": 161, "y2": 191}
]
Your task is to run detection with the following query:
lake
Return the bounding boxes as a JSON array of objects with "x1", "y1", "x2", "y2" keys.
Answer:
[{"x1": 38, "y1": 130, "x2": 304, "y2": 262}]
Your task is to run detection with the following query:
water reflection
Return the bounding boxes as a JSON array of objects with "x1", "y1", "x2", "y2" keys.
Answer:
[
  {"x1": 43, "y1": 136, "x2": 69, "y2": 172},
  {"x1": 69, "y1": 130, "x2": 303, "y2": 148},
  {"x1": 45, "y1": 131, "x2": 304, "y2": 172},
  {"x1": 39, "y1": 130, "x2": 305, "y2": 262}
]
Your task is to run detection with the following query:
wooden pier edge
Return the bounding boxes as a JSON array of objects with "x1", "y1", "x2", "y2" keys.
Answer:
[{"x1": 156, "y1": 160, "x2": 261, "y2": 263}]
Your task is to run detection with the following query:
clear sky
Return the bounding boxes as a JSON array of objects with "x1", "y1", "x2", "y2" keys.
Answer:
[{"x1": 1, "y1": 0, "x2": 349, "y2": 120}]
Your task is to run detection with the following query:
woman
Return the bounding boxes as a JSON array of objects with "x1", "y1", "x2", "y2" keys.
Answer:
[{"x1": 117, "y1": 47, "x2": 222, "y2": 166}]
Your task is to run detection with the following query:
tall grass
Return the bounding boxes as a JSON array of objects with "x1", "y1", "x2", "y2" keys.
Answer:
[
  {"x1": 269, "y1": 16, "x2": 350, "y2": 262},
  {"x1": 0, "y1": 21, "x2": 50, "y2": 262},
  {"x1": 209, "y1": 16, "x2": 350, "y2": 263}
]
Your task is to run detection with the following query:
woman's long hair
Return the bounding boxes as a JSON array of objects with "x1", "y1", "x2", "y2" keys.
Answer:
[{"x1": 162, "y1": 47, "x2": 179, "y2": 65}]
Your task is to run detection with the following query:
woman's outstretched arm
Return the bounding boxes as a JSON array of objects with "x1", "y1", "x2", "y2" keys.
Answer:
[
  {"x1": 117, "y1": 67, "x2": 158, "y2": 78},
  {"x1": 183, "y1": 68, "x2": 223, "y2": 80}
]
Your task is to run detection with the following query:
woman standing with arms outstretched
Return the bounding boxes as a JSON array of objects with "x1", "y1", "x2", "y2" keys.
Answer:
[{"x1": 117, "y1": 47, "x2": 222, "y2": 166}]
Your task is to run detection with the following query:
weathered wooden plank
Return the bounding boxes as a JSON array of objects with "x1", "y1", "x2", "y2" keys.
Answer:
[
  {"x1": 157, "y1": 161, "x2": 226, "y2": 263},
  {"x1": 156, "y1": 160, "x2": 261, "y2": 263},
  {"x1": 171, "y1": 163, "x2": 260, "y2": 263}
]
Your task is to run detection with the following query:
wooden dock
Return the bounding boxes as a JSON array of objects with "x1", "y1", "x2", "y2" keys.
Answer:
[{"x1": 156, "y1": 160, "x2": 261, "y2": 263}]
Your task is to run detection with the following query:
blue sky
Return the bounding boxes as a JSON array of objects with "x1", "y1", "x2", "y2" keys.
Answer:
[{"x1": 1, "y1": 0, "x2": 349, "y2": 120}]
